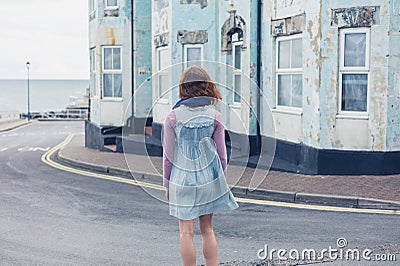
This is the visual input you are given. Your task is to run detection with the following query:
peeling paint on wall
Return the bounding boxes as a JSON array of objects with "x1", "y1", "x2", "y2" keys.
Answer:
[
  {"x1": 276, "y1": 0, "x2": 302, "y2": 9},
  {"x1": 395, "y1": 73, "x2": 400, "y2": 97},
  {"x1": 124, "y1": 0, "x2": 132, "y2": 21},
  {"x1": 177, "y1": 30, "x2": 208, "y2": 44},
  {"x1": 250, "y1": 62, "x2": 256, "y2": 79},
  {"x1": 154, "y1": 0, "x2": 169, "y2": 12},
  {"x1": 105, "y1": 28, "x2": 116, "y2": 45},
  {"x1": 104, "y1": 9, "x2": 119, "y2": 17}
]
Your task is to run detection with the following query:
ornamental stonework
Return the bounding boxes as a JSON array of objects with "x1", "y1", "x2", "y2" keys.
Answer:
[
  {"x1": 221, "y1": 10, "x2": 247, "y2": 52},
  {"x1": 177, "y1": 30, "x2": 208, "y2": 44},
  {"x1": 154, "y1": 32, "x2": 170, "y2": 47},
  {"x1": 180, "y1": 0, "x2": 208, "y2": 9},
  {"x1": 271, "y1": 13, "x2": 305, "y2": 37},
  {"x1": 331, "y1": 6, "x2": 380, "y2": 28}
]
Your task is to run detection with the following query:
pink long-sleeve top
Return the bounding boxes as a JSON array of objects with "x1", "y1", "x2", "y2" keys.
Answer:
[{"x1": 162, "y1": 109, "x2": 227, "y2": 188}]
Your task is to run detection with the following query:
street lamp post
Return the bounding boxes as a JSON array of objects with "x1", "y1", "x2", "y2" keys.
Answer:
[{"x1": 26, "y1": 61, "x2": 31, "y2": 121}]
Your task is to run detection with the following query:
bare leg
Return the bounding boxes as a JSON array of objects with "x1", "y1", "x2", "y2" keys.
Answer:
[
  {"x1": 178, "y1": 219, "x2": 196, "y2": 266},
  {"x1": 199, "y1": 214, "x2": 218, "y2": 266}
]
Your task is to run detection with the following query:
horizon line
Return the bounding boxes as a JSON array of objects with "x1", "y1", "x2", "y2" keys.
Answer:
[{"x1": 0, "y1": 78, "x2": 89, "y2": 81}]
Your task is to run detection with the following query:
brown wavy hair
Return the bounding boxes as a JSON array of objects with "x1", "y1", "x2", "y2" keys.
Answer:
[{"x1": 179, "y1": 65, "x2": 222, "y2": 103}]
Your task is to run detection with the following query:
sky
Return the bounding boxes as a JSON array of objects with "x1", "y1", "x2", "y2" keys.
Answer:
[{"x1": 0, "y1": 0, "x2": 89, "y2": 80}]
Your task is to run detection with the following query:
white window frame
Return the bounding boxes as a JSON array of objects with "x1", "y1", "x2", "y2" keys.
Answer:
[
  {"x1": 157, "y1": 46, "x2": 170, "y2": 103},
  {"x1": 184, "y1": 44, "x2": 203, "y2": 68},
  {"x1": 102, "y1": 46, "x2": 122, "y2": 99},
  {"x1": 90, "y1": 47, "x2": 97, "y2": 98},
  {"x1": 89, "y1": 0, "x2": 96, "y2": 14},
  {"x1": 338, "y1": 27, "x2": 370, "y2": 116},
  {"x1": 232, "y1": 41, "x2": 243, "y2": 104},
  {"x1": 105, "y1": 0, "x2": 119, "y2": 9},
  {"x1": 275, "y1": 34, "x2": 303, "y2": 111}
]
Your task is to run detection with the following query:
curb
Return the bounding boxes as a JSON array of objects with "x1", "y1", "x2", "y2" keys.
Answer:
[
  {"x1": 56, "y1": 150, "x2": 400, "y2": 211},
  {"x1": 37, "y1": 118, "x2": 86, "y2": 122},
  {"x1": 56, "y1": 150, "x2": 162, "y2": 184},
  {"x1": 0, "y1": 120, "x2": 32, "y2": 132}
]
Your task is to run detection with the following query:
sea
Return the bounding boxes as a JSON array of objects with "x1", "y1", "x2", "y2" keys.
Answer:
[{"x1": 0, "y1": 79, "x2": 89, "y2": 114}]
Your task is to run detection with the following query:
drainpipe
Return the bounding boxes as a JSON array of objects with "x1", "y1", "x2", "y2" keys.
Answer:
[
  {"x1": 130, "y1": 0, "x2": 135, "y2": 131},
  {"x1": 256, "y1": 0, "x2": 262, "y2": 150}
]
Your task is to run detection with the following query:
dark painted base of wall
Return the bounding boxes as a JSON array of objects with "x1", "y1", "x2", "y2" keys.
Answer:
[
  {"x1": 262, "y1": 136, "x2": 400, "y2": 175},
  {"x1": 85, "y1": 117, "x2": 154, "y2": 153},
  {"x1": 84, "y1": 120, "x2": 121, "y2": 151},
  {"x1": 152, "y1": 122, "x2": 163, "y2": 141},
  {"x1": 125, "y1": 116, "x2": 151, "y2": 134},
  {"x1": 115, "y1": 134, "x2": 162, "y2": 156},
  {"x1": 155, "y1": 122, "x2": 400, "y2": 175}
]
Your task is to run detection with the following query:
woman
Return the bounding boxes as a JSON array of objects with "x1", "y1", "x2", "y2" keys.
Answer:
[{"x1": 162, "y1": 65, "x2": 239, "y2": 266}]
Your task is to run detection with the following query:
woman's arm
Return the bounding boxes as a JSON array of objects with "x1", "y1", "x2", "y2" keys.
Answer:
[
  {"x1": 212, "y1": 111, "x2": 227, "y2": 171},
  {"x1": 162, "y1": 111, "x2": 176, "y2": 188}
]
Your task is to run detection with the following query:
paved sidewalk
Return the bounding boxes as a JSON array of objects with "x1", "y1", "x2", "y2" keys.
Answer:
[
  {"x1": 0, "y1": 119, "x2": 31, "y2": 132},
  {"x1": 59, "y1": 134, "x2": 400, "y2": 208}
]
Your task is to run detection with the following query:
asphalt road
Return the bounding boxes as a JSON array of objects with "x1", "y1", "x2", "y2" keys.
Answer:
[{"x1": 0, "y1": 121, "x2": 399, "y2": 265}]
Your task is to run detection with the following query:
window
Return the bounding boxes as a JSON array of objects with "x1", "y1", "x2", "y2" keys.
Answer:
[
  {"x1": 184, "y1": 44, "x2": 203, "y2": 67},
  {"x1": 232, "y1": 42, "x2": 242, "y2": 103},
  {"x1": 276, "y1": 34, "x2": 303, "y2": 108},
  {"x1": 102, "y1": 46, "x2": 122, "y2": 98},
  {"x1": 89, "y1": 0, "x2": 96, "y2": 13},
  {"x1": 90, "y1": 48, "x2": 97, "y2": 97},
  {"x1": 339, "y1": 28, "x2": 370, "y2": 113},
  {"x1": 157, "y1": 47, "x2": 170, "y2": 99},
  {"x1": 105, "y1": 0, "x2": 118, "y2": 9}
]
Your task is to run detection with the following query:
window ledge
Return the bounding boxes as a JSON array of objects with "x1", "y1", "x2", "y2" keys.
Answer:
[
  {"x1": 102, "y1": 97, "x2": 123, "y2": 102},
  {"x1": 272, "y1": 107, "x2": 303, "y2": 116},
  {"x1": 229, "y1": 103, "x2": 241, "y2": 109},
  {"x1": 157, "y1": 98, "x2": 170, "y2": 105},
  {"x1": 336, "y1": 114, "x2": 369, "y2": 120}
]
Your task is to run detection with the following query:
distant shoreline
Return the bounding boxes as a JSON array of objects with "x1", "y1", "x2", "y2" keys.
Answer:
[{"x1": 0, "y1": 78, "x2": 89, "y2": 81}]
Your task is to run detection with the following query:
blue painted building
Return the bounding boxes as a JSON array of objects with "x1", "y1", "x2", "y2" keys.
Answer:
[
  {"x1": 86, "y1": 0, "x2": 152, "y2": 149},
  {"x1": 86, "y1": 0, "x2": 400, "y2": 174},
  {"x1": 260, "y1": 0, "x2": 400, "y2": 174},
  {"x1": 150, "y1": 0, "x2": 261, "y2": 156}
]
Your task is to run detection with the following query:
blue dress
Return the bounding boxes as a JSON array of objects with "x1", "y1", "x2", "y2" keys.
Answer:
[{"x1": 168, "y1": 104, "x2": 239, "y2": 220}]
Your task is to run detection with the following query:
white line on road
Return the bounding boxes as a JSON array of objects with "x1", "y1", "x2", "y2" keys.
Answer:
[
  {"x1": 0, "y1": 147, "x2": 8, "y2": 152},
  {"x1": 17, "y1": 147, "x2": 50, "y2": 152},
  {"x1": 1, "y1": 133, "x2": 25, "y2": 137}
]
